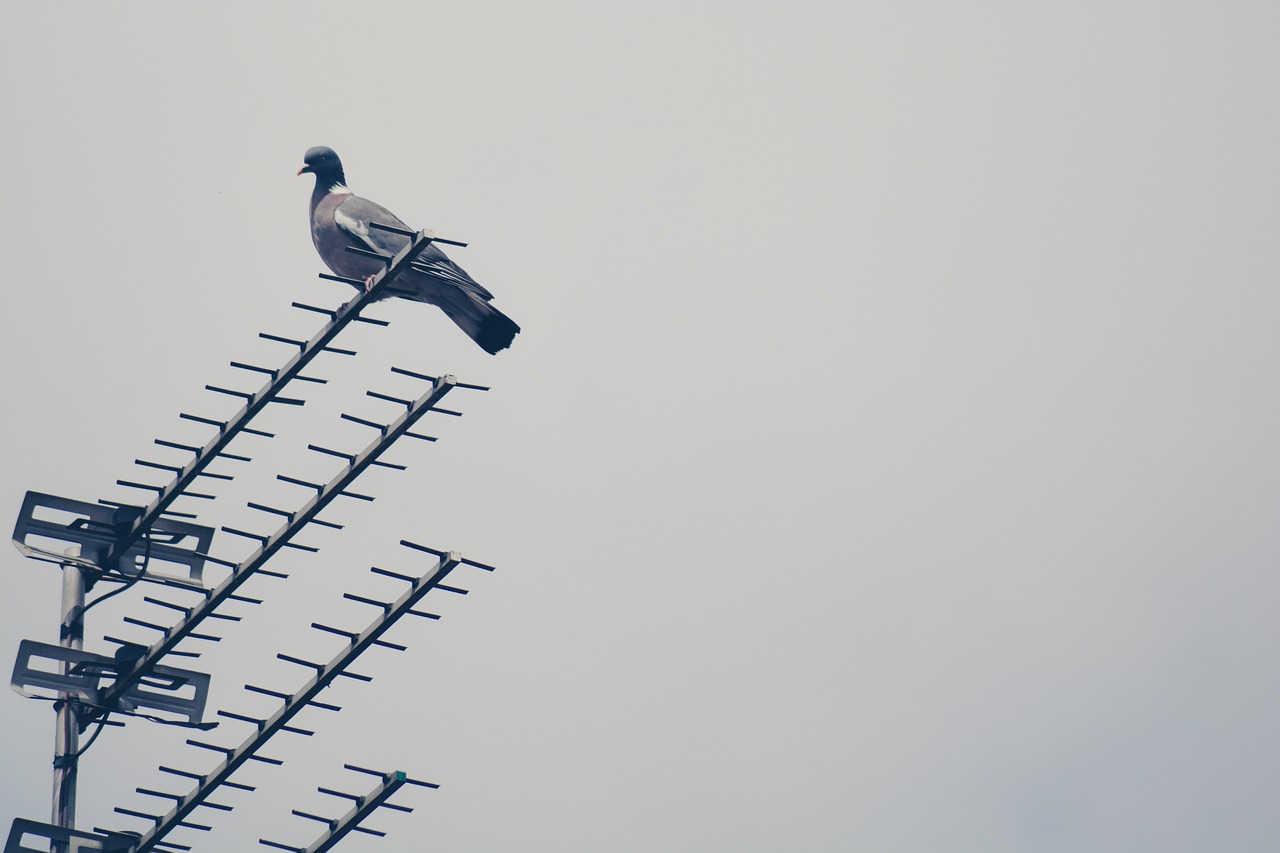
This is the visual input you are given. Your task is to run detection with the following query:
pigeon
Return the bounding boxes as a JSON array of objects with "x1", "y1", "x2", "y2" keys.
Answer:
[{"x1": 299, "y1": 146, "x2": 520, "y2": 354}]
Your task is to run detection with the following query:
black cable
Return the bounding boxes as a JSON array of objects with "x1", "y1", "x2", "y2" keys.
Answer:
[
  {"x1": 26, "y1": 694, "x2": 218, "y2": 730},
  {"x1": 61, "y1": 712, "x2": 112, "y2": 761},
  {"x1": 44, "y1": 525, "x2": 211, "y2": 787},
  {"x1": 81, "y1": 528, "x2": 153, "y2": 615},
  {"x1": 51, "y1": 709, "x2": 110, "y2": 812}
]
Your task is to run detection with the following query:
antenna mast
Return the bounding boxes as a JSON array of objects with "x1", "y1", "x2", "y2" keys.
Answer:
[{"x1": 7, "y1": 228, "x2": 503, "y2": 853}]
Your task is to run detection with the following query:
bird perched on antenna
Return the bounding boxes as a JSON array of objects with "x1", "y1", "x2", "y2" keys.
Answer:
[{"x1": 299, "y1": 146, "x2": 520, "y2": 354}]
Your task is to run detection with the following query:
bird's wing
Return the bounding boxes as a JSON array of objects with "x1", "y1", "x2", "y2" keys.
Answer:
[
  {"x1": 408, "y1": 243, "x2": 494, "y2": 302},
  {"x1": 333, "y1": 195, "x2": 495, "y2": 302},
  {"x1": 333, "y1": 195, "x2": 413, "y2": 257}
]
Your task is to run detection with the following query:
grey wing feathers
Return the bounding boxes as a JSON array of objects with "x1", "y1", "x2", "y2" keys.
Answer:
[
  {"x1": 335, "y1": 195, "x2": 494, "y2": 301},
  {"x1": 333, "y1": 196, "x2": 411, "y2": 255},
  {"x1": 410, "y1": 244, "x2": 494, "y2": 301}
]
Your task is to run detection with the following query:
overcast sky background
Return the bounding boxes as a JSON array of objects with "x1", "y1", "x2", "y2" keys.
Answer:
[{"x1": 2, "y1": 3, "x2": 1278, "y2": 851}]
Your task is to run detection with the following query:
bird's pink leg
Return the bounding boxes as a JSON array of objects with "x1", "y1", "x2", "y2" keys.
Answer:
[{"x1": 364, "y1": 275, "x2": 378, "y2": 293}]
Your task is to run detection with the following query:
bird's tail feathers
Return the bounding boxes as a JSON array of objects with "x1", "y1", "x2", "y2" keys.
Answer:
[
  {"x1": 387, "y1": 273, "x2": 520, "y2": 354},
  {"x1": 426, "y1": 289, "x2": 521, "y2": 355}
]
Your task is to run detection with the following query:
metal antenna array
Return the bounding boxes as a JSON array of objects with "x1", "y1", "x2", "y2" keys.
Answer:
[
  {"x1": 7, "y1": 227, "x2": 502, "y2": 853},
  {"x1": 260, "y1": 765, "x2": 437, "y2": 853}
]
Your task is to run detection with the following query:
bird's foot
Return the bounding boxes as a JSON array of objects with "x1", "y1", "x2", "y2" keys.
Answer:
[{"x1": 364, "y1": 275, "x2": 378, "y2": 293}]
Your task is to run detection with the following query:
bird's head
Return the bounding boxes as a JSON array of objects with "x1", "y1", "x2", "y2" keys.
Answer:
[{"x1": 298, "y1": 146, "x2": 346, "y2": 189}]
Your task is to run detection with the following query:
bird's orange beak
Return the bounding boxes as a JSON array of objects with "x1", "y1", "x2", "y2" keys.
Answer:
[{"x1": 297, "y1": 165, "x2": 311, "y2": 176}]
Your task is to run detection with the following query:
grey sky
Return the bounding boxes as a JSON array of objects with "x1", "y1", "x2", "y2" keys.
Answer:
[{"x1": 2, "y1": 2, "x2": 1278, "y2": 851}]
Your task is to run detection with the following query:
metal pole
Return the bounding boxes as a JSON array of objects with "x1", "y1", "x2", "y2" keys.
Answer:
[{"x1": 52, "y1": 550, "x2": 86, "y2": 850}]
